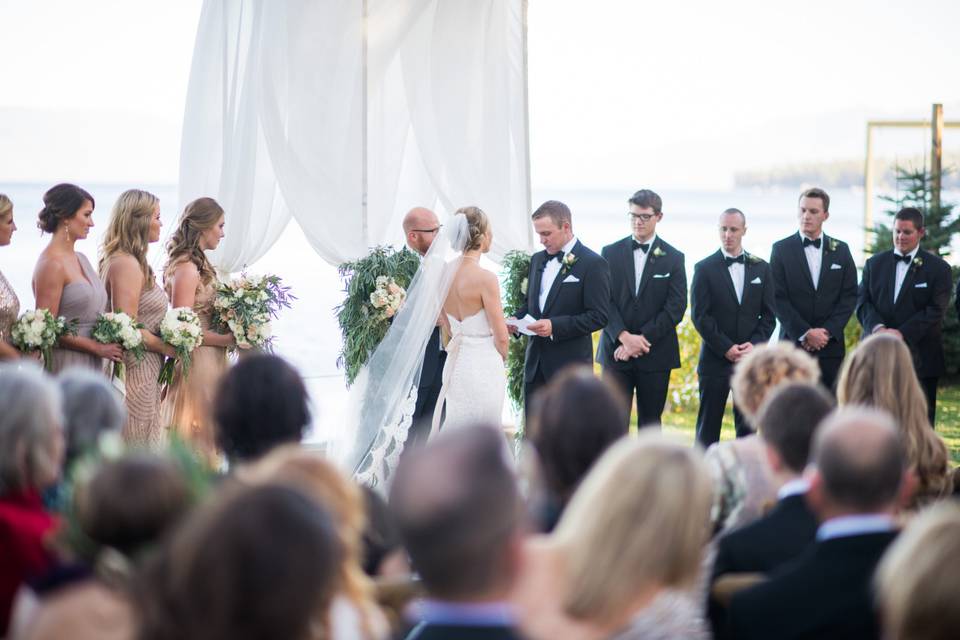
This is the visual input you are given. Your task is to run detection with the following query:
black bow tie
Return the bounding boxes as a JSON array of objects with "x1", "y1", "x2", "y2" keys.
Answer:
[
  {"x1": 547, "y1": 251, "x2": 564, "y2": 263},
  {"x1": 895, "y1": 253, "x2": 913, "y2": 264},
  {"x1": 802, "y1": 237, "x2": 822, "y2": 249},
  {"x1": 725, "y1": 254, "x2": 745, "y2": 266},
  {"x1": 632, "y1": 240, "x2": 650, "y2": 253}
]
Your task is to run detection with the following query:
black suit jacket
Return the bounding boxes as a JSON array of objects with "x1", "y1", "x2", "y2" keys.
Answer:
[
  {"x1": 770, "y1": 233, "x2": 857, "y2": 359},
  {"x1": 727, "y1": 531, "x2": 897, "y2": 640},
  {"x1": 596, "y1": 236, "x2": 687, "y2": 372},
  {"x1": 856, "y1": 249, "x2": 952, "y2": 377},
  {"x1": 419, "y1": 327, "x2": 445, "y2": 391},
  {"x1": 515, "y1": 240, "x2": 610, "y2": 380},
  {"x1": 404, "y1": 623, "x2": 522, "y2": 640},
  {"x1": 691, "y1": 250, "x2": 776, "y2": 377}
]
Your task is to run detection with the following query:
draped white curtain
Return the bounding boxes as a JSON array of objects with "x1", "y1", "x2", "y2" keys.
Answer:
[{"x1": 178, "y1": 0, "x2": 533, "y2": 270}]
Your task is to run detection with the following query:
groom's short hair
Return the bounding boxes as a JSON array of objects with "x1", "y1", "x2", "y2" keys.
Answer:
[
  {"x1": 532, "y1": 200, "x2": 572, "y2": 228},
  {"x1": 629, "y1": 189, "x2": 663, "y2": 213},
  {"x1": 390, "y1": 425, "x2": 520, "y2": 599}
]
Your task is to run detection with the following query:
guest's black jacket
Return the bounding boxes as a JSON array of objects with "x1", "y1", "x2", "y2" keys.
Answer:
[
  {"x1": 856, "y1": 248, "x2": 952, "y2": 377},
  {"x1": 691, "y1": 250, "x2": 776, "y2": 377},
  {"x1": 770, "y1": 233, "x2": 857, "y2": 359},
  {"x1": 596, "y1": 236, "x2": 686, "y2": 372},
  {"x1": 727, "y1": 530, "x2": 897, "y2": 640},
  {"x1": 404, "y1": 623, "x2": 522, "y2": 640},
  {"x1": 515, "y1": 240, "x2": 610, "y2": 380}
]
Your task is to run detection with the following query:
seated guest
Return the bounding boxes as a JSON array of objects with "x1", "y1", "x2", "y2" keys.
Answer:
[
  {"x1": 708, "y1": 383, "x2": 833, "y2": 637},
  {"x1": 11, "y1": 453, "x2": 192, "y2": 640},
  {"x1": 134, "y1": 484, "x2": 344, "y2": 640},
  {"x1": 213, "y1": 354, "x2": 311, "y2": 467},
  {"x1": 836, "y1": 333, "x2": 951, "y2": 508},
  {"x1": 527, "y1": 366, "x2": 628, "y2": 531},
  {"x1": 360, "y1": 486, "x2": 408, "y2": 578},
  {"x1": 875, "y1": 501, "x2": 960, "y2": 640},
  {"x1": 707, "y1": 342, "x2": 820, "y2": 534},
  {"x1": 514, "y1": 433, "x2": 712, "y2": 640},
  {"x1": 58, "y1": 368, "x2": 126, "y2": 467},
  {"x1": 391, "y1": 425, "x2": 524, "y2": 640},
  {"x1": 728, "y1": 407, "x2": 910, "y2": 640},
  {"x1": 0, "y1": 364, "x2": 64, "y2": 636}
]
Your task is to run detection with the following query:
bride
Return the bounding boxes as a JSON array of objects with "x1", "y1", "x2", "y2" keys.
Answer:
[{"x1": 344, "y1": 207, "x2": 507, "y2": 487}]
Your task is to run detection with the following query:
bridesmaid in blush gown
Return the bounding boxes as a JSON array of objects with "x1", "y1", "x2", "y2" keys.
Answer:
[
  {"x1": 160, "y1": 198, "x2": 234, "y2": 460},
  {"x1": 32, "y1": 184, "x2": 123, "y2": 374},
  {"x1": 0, "y1": 195, "x2": 22, "y2": 361},
  {"x1": 100, "y1": 189, "x2": 175, "y2": 449}
]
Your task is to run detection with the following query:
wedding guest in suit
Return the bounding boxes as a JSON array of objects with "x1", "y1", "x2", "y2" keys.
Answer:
[
  {"x1": 509, "y1": 201, "x2": 610, "y2": 422},
  {"x1": 391, "y1": 425, "x2": 524, "y2": 640},
  {"x1": 836, "y1": 333, "x2": 951, "y2": 509},
  {"x1": 770, "y1": 188, "x2": 857, "y2": 392},
  {"x1": 856, "y1": 207, "x2": 951, "y2": 425},
  {"x1": 597, "y1": 189, "x2": 686, "y2": 428},
  {"x1": 728, "y1": 406, "x2": 910, "y2": 640},
  {"x1": 876, "y1": 501, "x2": 960, "y2": 640},
  {"x1": 708, "y1": 383, "x2": 833, "y2": 638},
  {"x1": 402, "y1": 206, "x2": 446, "y2": 447},
  {"x1": 691, "y1": 208, "x2": 776, "y2": 445}
]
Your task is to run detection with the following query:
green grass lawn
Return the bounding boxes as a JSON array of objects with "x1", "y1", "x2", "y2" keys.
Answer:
[{"x1": 645, "y1": 384, "x2": 960, "y2": 464}]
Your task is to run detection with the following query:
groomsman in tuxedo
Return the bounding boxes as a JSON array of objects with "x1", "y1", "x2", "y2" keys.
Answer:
[
  {"x1": 402, "y1": 206, "x2": 446, "y2": 446},
  {"x1": 856, "y1": 207, "x2": 951, "y2": 425},
  {"x1": 510, "y1": 201, "x2": 610, "y2": 421},
  {"x1": 597, "y1": 189, "x2": 686, "y2": 428},
  {"x1": 770, "y1": 188, "x2": 857, "y2": 392},
  {"x1": 691, "y1": 208, "x2": 776, "y2": 446}
]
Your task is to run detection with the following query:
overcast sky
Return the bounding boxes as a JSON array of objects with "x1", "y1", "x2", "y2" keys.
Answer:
[{"x1": 1, "y1": 0, "x2": 958, "y2": 188}]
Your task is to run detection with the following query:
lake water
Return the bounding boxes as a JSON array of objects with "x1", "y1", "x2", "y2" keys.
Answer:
[{"x1": 0, "y1": 183, "x2": 943, "y2": 443}]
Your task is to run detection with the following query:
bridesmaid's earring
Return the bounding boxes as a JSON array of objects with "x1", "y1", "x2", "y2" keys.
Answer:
[{"x1": 63, "y1": 224, "x2": 71, "y2": 243}]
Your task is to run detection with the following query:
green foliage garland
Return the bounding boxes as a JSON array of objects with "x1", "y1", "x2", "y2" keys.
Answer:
[
  {"x1": 500, "y1": 250, "x2": 532, "y2": 414},
  {"x1": 336, "y1": 246, "x2": 421, "y2": 386}
]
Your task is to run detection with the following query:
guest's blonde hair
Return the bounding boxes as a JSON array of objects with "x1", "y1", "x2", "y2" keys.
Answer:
[
  {"x1": 731, "y1": 342, "x2": 820, "y2": 427},
  {"x1": 553, "y1": 433, "x2": 712, "y2": 622},
  {"x1": 837, "y1": 333, "x2": 950, "y2": 504},
  {"x1": 99, "y1": 189, "x2": 159, "y2": 288},
  {"x1": 876, "y1": 501, "x2": 960, "y2": 640},
  {"x1": 0, "y1": 194, "x2": 12, "y2": 220},
  {"x1": 455, "y1": 206, "x2": 490, "y2": 251}
]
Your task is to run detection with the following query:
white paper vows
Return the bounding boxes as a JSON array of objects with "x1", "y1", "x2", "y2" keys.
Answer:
[{"x1": 506, "y1": 314, "x2": 538, "y2": 336}]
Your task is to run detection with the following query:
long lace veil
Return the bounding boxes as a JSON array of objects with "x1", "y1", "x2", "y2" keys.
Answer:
[{"x1": 333, "y1": 213, "x2": 470, "y2": 487}]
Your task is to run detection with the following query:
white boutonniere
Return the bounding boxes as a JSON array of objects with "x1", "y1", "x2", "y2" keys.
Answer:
[
  {"x1": 746, "y1": 253, "x2": 762, "y2": 264},
  {"x1": 649, "y1": 246, "x2": 667, "y2": 263},
  {"x1": 827, "y1": 238, "x2": 839, "y2": 252},
  {"x1": 560, "y1": 252, "x2": 578, "y2": 276},
  {"x1": 520, "y1": 277, "x2": 528, "y2": 295},
  {"x1": 912, "y1": 256, "x2": 923, "y2": 268}
]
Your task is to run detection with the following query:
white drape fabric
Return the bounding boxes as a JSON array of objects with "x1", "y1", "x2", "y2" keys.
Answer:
[{"x1": 179, "y1": 0, "x2": 532, "y2": 270}]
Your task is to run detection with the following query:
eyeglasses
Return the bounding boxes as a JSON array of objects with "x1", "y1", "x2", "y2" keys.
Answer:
[
  {"x1": 628, "y1": 213, "x2": 658, "y2": 222},
  {"x1": 411, "y1": 226, "x2": 442, "y2": 234}
]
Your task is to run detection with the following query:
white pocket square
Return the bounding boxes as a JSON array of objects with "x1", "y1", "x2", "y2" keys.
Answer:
[
  {"x1": 915, "y1": 282, "x2": 928, "y2": 288},
  {"x1": 652, "y1": 273, "x2": 670, "y2": 279},
  {"x1": 830, "y1": 263, "x2": 842, "y2": 270},
  {"x1": 750, "y1": 276, "x2": 762, "y2": 284},
  {"x1": 562, "y1": 274, "x2": 580, "y2": 283}
]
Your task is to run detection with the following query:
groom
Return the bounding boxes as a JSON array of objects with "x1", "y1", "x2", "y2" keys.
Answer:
[
  {"x1": 402, "y1": 206, "x2": 446, "y2": 447},
  {"x1": 510, "y1": 200, "x2": 610, "y2": 422}
]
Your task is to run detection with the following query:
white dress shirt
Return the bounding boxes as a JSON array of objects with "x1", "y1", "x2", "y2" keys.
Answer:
[
  {"x1": 722, "y1": 249, "x2": 745, "y2": 303},
  {"x1": 893, "y1": 246, "x2": 919, "y2": 303},
  {"x1": 539, "y1": 235, "x2": 578, "y2": 311},
  {"x1": 632, "y1": 233, "x2": 657, "y2": 295},
  {"x1": 799, "y1": 231, "x2": 824, "y2": 290},
  {"x1": 816, "y1": 514, "x2": 896, "y2": 542}
]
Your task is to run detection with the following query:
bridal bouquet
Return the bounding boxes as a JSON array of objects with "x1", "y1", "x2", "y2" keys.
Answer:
[
  {"x1": 158, "y1": 307, "x2": 204, "y2": 386},
  {"x1": 211, "y1": 272, "x2": 294, "y2": 350},
  {"x1": 10, "y1": 309, "x2": 76, "y2": 371},
  {"x1": 369, "y1": 276, "x2": 406, "y2": 320},
  {"x1": 92, "y1": 311, "x2": 145, "y2": 380}
]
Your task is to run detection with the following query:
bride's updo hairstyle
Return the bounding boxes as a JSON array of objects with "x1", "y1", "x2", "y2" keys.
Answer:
[
  {"x1": 455, "y1": 206, "x2": 490, "y2": 252},
  {"x1": 165, "y1": 197, "x2": 223, "y2": 286},
  {"x1": 37, "y1": 183, "x2": 95, "y2": 234}
]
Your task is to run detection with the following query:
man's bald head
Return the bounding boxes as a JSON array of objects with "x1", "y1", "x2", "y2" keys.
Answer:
[{"x1": 403, "y1": 207, "x2": 439, "y2": 256}]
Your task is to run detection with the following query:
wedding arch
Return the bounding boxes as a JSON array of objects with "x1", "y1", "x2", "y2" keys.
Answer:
[{"x1": 178, "y1": 0, "x2": 535, "y2": 270}]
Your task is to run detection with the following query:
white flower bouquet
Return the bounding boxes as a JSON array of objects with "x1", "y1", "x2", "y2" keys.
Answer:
[
  {"x1": 92, "y1": 311, "x2": 145, "y2": 380},
  {"x1": 369, "y1": 275, "x2": 406, "y2": 321},
  {"x1": 212, "y1": 272, "x2": 294, "y2": 350},
  {"x1": 158, "y1": 307, "x2": 204, "y2": 386},
  {"x1": 10, "y1": 309, "x2": 76, "y2": 371}
]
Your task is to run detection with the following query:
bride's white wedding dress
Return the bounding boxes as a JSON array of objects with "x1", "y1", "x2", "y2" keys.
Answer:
[{"x1": 432, "y1": 310, "x2": 506, "y2": 434}]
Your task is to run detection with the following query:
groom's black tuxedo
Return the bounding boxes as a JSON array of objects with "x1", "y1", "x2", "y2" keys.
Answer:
[
  {"x1": 407, "y1": 327, "x2": 446, "y2": 446},
  {"x1": 514, "y1": 239, "x2": 610, "y2": 416},
  {"x1": 690, "y1": 250, "x2": 775, "y2": 445},
  {"x1": 597, "y1": 236, "x2": 686, "y2": 427},
  {"x1": 770, "y1": 232, "x2": 857, "y2": 391},
  {"x1": 856, "y1": 248, "x2": 951, "y2": 423}
]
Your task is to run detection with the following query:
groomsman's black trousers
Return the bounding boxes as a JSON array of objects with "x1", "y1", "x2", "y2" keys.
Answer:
[
  {"x1": 602, "y1": 367, "x2": 670, "y2": 429},
  {"x1": 695, "y1": 374, "x2": 748, "y2": 447},
  {"x1": 920, "y1": 376, "x2": 938, "y2": 427},
  {"x1": 815, "y1": 355, "x2": 842, "y2": 395},
  {"x1": 524, "y1": 368, "x2": 549, "y2": 427}
]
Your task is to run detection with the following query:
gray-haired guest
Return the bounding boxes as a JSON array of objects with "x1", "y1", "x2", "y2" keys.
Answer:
[{"x1": 58, "y1": 368, "x2": 126, "y2": 467}]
